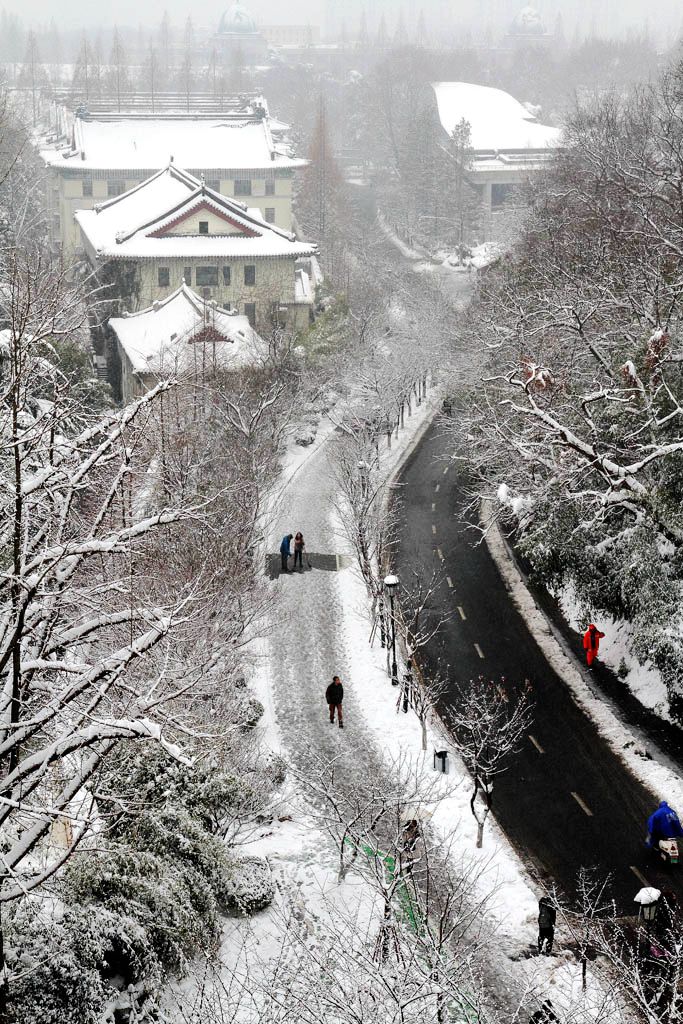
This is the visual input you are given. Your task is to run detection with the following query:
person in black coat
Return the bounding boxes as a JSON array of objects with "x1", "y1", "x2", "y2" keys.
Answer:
[
  {"x1": 538, "y1": 896, "x2": 557, "y2": 955},
  {"x1": 326, "y1": 675, "x2": 344, "y2": 728}
]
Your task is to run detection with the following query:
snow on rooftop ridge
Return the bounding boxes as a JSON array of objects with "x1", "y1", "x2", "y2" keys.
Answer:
[
  {"x1": 431, "y1": 82, "x2": 561, "y2": 153},
  {"x1": 76, "y1": 163, "x2": 315, "y2": 260},
  {"x1": 94, "y1": 163, "x2": 199, "y2": 216},
  {"x1": 76, "y1": 165, "x2": 317, "y2": 260}
]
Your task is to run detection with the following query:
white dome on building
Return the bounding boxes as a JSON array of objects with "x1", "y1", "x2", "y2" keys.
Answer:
[
  {"x1": 218, "y1": 1, "x2": 258, "y2": 35},
  {"x1": 511, "y1": 5, "x2": 546, "y2": 35}
]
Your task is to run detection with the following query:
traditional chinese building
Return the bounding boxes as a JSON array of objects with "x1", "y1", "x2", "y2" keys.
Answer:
[
  {"x1": 40, "y1": 98, "x2": 305, "y2": 254},
  {"x1": 108, "y1": 281, "x2": 264, "y2": 404},
  {"x1": 76, "y1": 164, "x2": 317, "y2": 332}
]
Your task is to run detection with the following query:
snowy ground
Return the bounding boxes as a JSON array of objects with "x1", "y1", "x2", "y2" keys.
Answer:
[{"x1": 170, "y1": 392, "x2": 628, "y2": 1022}]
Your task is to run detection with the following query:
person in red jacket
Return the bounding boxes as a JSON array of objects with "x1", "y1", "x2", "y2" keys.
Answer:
[{"x1": 583, "y1": 623, "x2": 605, "y2": 667}]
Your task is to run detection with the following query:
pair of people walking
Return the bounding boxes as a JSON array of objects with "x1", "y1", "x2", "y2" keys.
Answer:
[{"x1": 279, "y1": 532, "x2": 307, "y2": 574}]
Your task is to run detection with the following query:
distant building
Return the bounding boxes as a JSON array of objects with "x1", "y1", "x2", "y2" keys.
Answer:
[
  {"x1": 108, "y1": 281, "x2": 264, "y2": 404},
  {"x1": 503, "y1": 4, "x2": 556, "y2": 50},
  {"x1": 261, "y1": 24, "x2": 321, "y2": 47},
  {"x1": 215, "y1": 1, "x2": 268, "y2": 63},
  {"x1": 39, "y1": 98, "x2": 306, "y2": 254},
  {"x1": 75, "y1": 164, "x2": 317, "y2": 332},
  {"x1": 430, "y1": 82, "x2": 561, "y2": 240}
]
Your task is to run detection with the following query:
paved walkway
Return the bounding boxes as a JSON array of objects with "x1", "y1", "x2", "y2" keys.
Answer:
[
  {"x1": 262, "y1": 419, "x2": 533, "y2": 1021},
  {"x1": 265, "y1": 434, "x2": 390, "y2": 790}
]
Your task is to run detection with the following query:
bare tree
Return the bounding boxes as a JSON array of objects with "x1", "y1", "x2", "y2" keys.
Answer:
[{"x1": 445, "y1": 676, "x2": 533, "y2": 847}]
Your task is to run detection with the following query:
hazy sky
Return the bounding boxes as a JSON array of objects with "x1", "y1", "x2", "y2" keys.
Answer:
[
  {"x1": 1, "y1": 0, "x2": 321, "y2": 30},
  {"x1": 0, "y1": 0, "x2": 678, "y2": 36}
]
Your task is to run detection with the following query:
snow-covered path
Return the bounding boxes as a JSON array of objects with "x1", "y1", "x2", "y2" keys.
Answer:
[
  {"x1": 258, "y1": 417, "x2": 539, "y2": 1021},
  {"x1": 265, "y1": 431, "x2": 389, "y2": 785}
]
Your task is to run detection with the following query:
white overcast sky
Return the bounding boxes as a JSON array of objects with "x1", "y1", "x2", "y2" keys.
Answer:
[{"x1": 0, "y1": 0, "x2": 678, "y2": 36}]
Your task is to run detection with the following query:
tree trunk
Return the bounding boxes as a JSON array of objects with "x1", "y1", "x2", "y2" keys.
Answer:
[{"x1": 9, "y1": 349, "x2": 23, "y2": 775}]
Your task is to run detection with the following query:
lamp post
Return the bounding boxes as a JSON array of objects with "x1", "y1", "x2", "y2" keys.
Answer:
[
  {"x1": 384, "y1": 573, "x2": 399, "y2": 686},
  {"x1": 634, "y1": 886, "x2": 661, "y2": 938}
]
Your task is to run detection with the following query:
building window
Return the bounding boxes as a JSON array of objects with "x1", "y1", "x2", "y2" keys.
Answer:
[
  {"x1": 199, "y1": 221, "x2": 209, "y2": 234},
  {"x1": 222, "y1": 266, "x2": 231, "y2": 285},
  {"x1": 265, "y1": 180, "x2": 275, "y2": 196},
  {"x1": 265, "y1": 207, "x2": 276, "y2": 224},
  {"x1": 234, "y1": 179, "x2": 252, "y2": 196},
  {"x1": 82, "y1": 178, "x2": 93, "y2": 197},
  {"x1": 244, "y1": 302, "x2": 256, "y2": 327},
  {"x1": 244, "y1": 265, "x2": 256, "y2": 286},
  {"x1": 206, "y1": 178, "x2": 220, "y2": 192},
  {"x1": 158, "y1": 267, "x2": 170, "y2": 287},
  {"x1": 107, "y1": 179, "x2": 126, "y2": 197},
  {"x1": 196, "y1": 266, "x2": 218, "y2": 287},
  {"x1": 183, "y1": 267, "x2": 192, "y2": 285}
]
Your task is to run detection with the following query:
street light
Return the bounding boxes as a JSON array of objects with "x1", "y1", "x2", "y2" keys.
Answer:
[
  {"x1": 634, "y1": 887, "x2": 661, "y2": 933},
  {"x1": 384, "y1": 573, "x2": 399, "y2": 686}
]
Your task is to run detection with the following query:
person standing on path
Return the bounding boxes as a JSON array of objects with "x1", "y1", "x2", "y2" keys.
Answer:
[
  {"x1": 280, "y1": 534, "x2": 293, "y2": 575},
  {"x1": 326, "y1": 675, "x2": 344, "y2": 729},
  {"x1": 529, "y1": 1000, "x2": 558, "y2": 1024},
  {"x1": 293, "y1": 531, "x2": 306, "y2": 571},
  {"x1": 537, "y1": 896, "x2": 556, "y2": 955},
  {"x1": 583, "y1": 623, "x2": 605, "y2": 667}
]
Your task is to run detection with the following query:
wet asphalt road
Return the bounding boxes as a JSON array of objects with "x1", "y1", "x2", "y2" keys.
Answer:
[{"x1": 395, "y1": 420, "x2": 683, "y2": 913}]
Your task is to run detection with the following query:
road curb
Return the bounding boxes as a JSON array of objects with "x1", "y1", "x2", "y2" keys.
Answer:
[{"x1": 481, "y1": 499, "x2": 680, "y2": 798}]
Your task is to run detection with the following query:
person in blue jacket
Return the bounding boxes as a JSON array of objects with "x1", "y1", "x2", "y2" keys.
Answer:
[
  {"x1": 280, "y1": 534, "x2": 293, "y2": 575},
  {"x1": 646, "y1": 801, "x2": 683, "y2": 848}
]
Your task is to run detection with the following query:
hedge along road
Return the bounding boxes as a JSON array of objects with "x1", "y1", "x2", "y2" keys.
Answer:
[{"x1": 394, "y1": 418, "x2": 683, "y2": 913}]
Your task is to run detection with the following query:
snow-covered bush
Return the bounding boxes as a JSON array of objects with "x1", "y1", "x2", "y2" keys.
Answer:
[
  {"x1": 223, "y1": 856, "x2": 274, "y2": 917},
  {"x1": 7, "y1": 906, "x2": 155, "y2": 1024},
  {"x1": 240, "y1": 696, "x2": 265, "y2": 731},
  {"x1": 101, "y1": 743, "x2": 263, "y2": 838}
]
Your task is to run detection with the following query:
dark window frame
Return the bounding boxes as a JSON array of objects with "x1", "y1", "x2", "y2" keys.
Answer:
[
  {"x1": 265, "y1": 180, "x2": 275, "y2": 196},
  {"x1": 198, "y1": 220, "x2": 209, "y2": 235},
  {"x1": 107, "y1": 179, "x2": 126, "y2": 197},
  {"x1": 265, "y1": 207, "x2": 276, "y2": 224},
  {"x1": 234, "y1": 178, "x2": 252, "y2": 196},
  {"x1": 244, "y1": 265, "x2": 256, "y2": 286},
  {"x1": 222, "y1": 266, "x2": 231, "y2": 286},
  {"x1": 244, "y1": 302, "x2": 256, "y2": 327},
  {"x1": 82, "y1": 178, "x2": 93, "y2": 197},
  {"x1": 157, "y1": 267, "x2": 170, "y2": 287}
]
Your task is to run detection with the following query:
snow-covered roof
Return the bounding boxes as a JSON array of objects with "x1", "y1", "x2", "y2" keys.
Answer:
[
  {"x1": 431, "y1": 82, "x2": 561, "y2": 153},
  {"x1": 109, "y1": 281, "x2": 263, "y2": 376},
  {"x1": 41, "y1": 117, "x2": 305, "y2": 172},
  {"x1": 76, "y1": 164, "x2": 317, "y2": 261}
]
